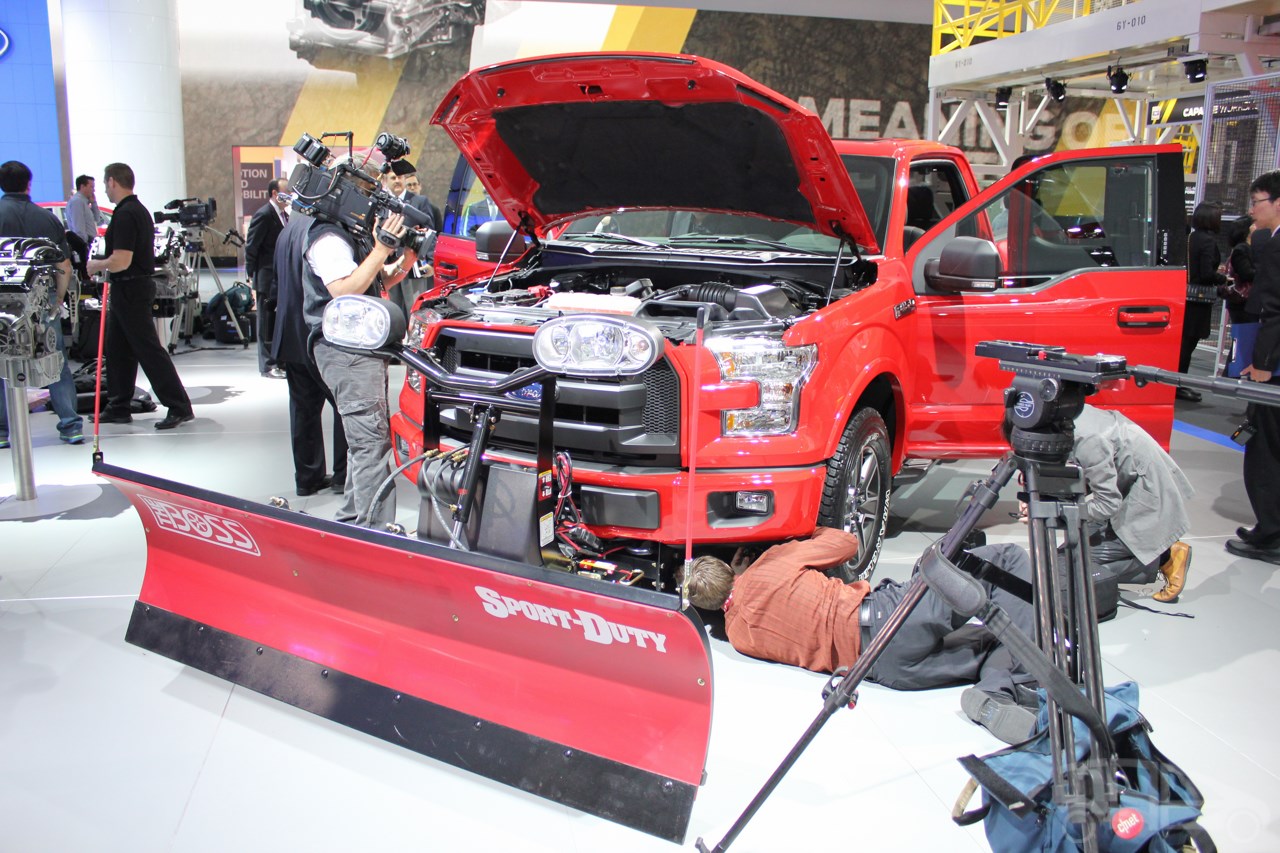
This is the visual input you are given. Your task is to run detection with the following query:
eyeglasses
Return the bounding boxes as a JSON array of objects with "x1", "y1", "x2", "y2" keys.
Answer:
[{"x1": 1249, "y1": 195, "x2": 1274, "y2": 207}]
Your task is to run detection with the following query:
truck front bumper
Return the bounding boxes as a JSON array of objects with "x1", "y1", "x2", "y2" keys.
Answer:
[{"x1": 392, "y1": 412, "x2": 827, "y2": 544}]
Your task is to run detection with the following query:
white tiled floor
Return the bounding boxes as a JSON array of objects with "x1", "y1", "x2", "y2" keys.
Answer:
[{"x1": 2, "y1": 343, "x2": 1277, "y2": 852}]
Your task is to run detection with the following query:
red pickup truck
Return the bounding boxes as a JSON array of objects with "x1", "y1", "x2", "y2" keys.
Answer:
[{"x1": 392, "y1": 52, "x2": 1186, "y2": 582}]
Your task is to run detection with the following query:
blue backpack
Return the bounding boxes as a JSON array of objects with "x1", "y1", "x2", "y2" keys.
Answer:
[{"x1": 954, "y1": 682, "x2": 1215, "y2": 853}]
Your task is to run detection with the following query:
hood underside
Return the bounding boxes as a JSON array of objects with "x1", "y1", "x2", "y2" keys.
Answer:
[{"x1": 432, "y1": 52, "x2": 879, "y2": 252}]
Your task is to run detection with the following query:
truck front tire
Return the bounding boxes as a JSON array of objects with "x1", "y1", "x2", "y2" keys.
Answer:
[{"x1": 818, "y1": 407, "x2": 891, "y2": 583}]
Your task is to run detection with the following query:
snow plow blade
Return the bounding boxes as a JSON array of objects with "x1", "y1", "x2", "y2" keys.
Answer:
[{"x1": 98, "y1": 463, "x2": 713, "y2": 843}]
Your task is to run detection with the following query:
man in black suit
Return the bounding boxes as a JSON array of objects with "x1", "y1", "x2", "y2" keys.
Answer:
[
  {"x1": 245, "y1": 178, "x2": 290, "y2": 376},
  {"x1": 1227, "y1": 170, "x2": 1280, "y2": 565},
  {"x1": 271, "y1": 211, "x2": 348, "y2": 496},
  {"x1": 382, "y1": 160, "x2": 437, "y2": 317}
]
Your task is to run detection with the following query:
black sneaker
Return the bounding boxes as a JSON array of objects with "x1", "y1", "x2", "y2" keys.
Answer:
[
  {"x1": 155, "y1": 411, "x2": 195, "y2": 430},
  {"x1": 962, "y1": 688, "x2": 1037, "y2": 744}
]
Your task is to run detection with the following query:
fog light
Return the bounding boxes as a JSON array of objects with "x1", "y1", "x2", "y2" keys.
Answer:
[
  {"x1": 735, "y1": 491, "x2": 773, "y2": 515},
  {"x1": 532, "y1": 314, "x2": 663, "y2": 376}
]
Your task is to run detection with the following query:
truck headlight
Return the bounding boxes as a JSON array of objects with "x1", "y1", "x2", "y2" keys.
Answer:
[
  {"x1": 403, "y1": 307, "x2": 441, "y2": 392},
  {"x1": 705, "y1": 336, "x2": 816, "y2": 436},
  {"x1": 532, "y1": 315, "x2": 663, "y2": 376},
  {"x1": 322, "y1": 294, "x2": 406, "y2": 350}
]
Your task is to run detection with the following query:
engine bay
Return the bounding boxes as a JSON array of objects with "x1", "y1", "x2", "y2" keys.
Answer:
[{"x1": 434, "y1": 261, "x2": 860, "y2": 338}]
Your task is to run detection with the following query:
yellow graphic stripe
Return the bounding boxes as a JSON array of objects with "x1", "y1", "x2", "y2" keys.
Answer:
[
  {"x1": 280, "y1": 51, "x2": 407, "y2": 149},
  {"x1": 602, "y1": 6, "x2": 697, "y2": 52}
]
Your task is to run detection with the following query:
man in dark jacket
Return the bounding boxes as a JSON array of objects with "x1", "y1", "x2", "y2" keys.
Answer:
[
  {"x1": 1227, "y1": 171, "x2": 1280, "y2": 564},
  {"x1": 245, "y1": 178, "x2": 290, "y2": 376},
  {"x1": 271, "y1": 211, "x2": 347, "y2": 496},
  {"x1": 0, "y1": 160, "x2": 84, "y2": 446}
]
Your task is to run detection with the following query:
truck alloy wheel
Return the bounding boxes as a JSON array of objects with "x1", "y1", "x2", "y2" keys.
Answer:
[{"x1": 819, "y1": 407, "x2": 891, "y2": 583}]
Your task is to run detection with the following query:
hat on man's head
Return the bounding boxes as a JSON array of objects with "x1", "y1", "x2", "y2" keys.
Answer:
[{"x1": 389, "y1": 159, "x2": 417, "y2": 176}]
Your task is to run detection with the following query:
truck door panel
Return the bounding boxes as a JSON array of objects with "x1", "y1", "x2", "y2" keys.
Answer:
[{"x1": 903, "y1": 148, "x2": 1185, "y2": 454}]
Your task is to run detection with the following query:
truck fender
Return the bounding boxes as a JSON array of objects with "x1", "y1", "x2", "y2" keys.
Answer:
[{"x1": 821, "y1": 326, "x2": 909, "y2": 472}]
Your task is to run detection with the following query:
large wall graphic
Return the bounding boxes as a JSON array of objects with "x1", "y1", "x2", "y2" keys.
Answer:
[{"x1": 175, "y1": 1, "x2": 1105, "y2": 245}]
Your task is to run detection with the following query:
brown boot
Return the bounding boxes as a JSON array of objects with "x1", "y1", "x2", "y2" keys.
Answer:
[{"x1": 1154, "y1": 542, "x2": 1192, "y2": 603}]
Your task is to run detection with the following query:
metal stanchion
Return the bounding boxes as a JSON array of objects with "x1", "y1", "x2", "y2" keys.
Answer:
[{"x1": 3, "y1": 374, "x2": 36, "y2": 500}]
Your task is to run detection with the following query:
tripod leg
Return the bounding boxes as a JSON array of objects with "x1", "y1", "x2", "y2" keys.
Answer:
[{"x1": 1022, "y1": 466, "x2": 1116, "y2": 853}]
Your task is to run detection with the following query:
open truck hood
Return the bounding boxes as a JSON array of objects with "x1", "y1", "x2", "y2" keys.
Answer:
[{"x1": 432, "y1": 52, "x2": 880, "y2": 252}]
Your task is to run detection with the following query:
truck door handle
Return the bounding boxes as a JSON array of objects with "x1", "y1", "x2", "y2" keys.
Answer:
[
  {"x1": 1117, "y1": 305, "x2": 1170, "y2": 328},
  {"x1": 438, "y1": 262, "x2": 459, "y2": 283}
]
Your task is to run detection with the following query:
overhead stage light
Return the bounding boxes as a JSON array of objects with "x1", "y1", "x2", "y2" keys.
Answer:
[
  {"x1": 1184, "y1": 58, "x2": 1208, "y2": 83},
  {"x1": 1045, "y1": 78, "x2": 1067, "y2": 103},
  {"x1": 1107, "y1": 65, "x2": 1129, "y2": 94},
  {"x1": 994, "y1": 86, "x2": 1012, "y2": 110}
]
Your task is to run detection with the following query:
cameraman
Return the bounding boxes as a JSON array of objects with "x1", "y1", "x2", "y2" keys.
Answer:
[{"x1": 301, "y1": 208, "x2": 409, "y2": 528}]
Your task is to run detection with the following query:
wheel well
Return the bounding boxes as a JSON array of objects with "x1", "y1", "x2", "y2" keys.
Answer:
[
  {"x1": 855, "y1": 371, "x2": 906, "y2": 468},
  {"x1": 853, "y1": 374, "x2": 899, "y2": 452}
]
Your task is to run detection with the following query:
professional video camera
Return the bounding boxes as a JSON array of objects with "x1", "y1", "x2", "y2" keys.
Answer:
[
  {"x1": 154, "y1": 197, "x2": 218, "y2": 228},
  {"x1": 287, "y1": 131, "x2": 435, "y2": 254}
]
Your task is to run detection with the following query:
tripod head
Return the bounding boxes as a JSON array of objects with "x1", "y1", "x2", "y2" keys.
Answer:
[{"x1": 978, "y1": 341, "x2": 1130, "y2": 464}]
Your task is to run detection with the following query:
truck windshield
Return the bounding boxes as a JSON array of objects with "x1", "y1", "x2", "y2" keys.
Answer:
[{"x1": 557, "y1": 210, "x2": 844, "y2": 254}]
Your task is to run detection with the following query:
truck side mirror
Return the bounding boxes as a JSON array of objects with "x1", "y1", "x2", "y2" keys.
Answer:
[
  {"x1": 475, "y1": 220, "x2": 525, "y2": 263},
  {"x1": 923, "y1": 236, "x2": 1001, "y2": 292}
]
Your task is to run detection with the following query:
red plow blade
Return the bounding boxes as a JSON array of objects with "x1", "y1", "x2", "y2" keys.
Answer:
[{"x1": 98, "y1": 462, "x2": 713, "y2": 842}]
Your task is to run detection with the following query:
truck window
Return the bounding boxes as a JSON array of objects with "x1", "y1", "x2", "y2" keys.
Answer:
[
  {"x1": 906, "y1": 161, "x2": 970, "y2": 228},
  {"x1": 906, "y1": 160, "x2": 972, "y2": 247},
  {"x1": 840, "y1": 154, "x2": 895, "y2": 252},
  {"x1": 916, "y1": 157, "x2": 1155, "y2": 290}
]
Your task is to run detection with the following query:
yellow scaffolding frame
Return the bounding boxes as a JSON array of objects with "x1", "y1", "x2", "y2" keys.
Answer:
[{"x1": 932, "y1": 1, "x2": 1098, "y2": 56}]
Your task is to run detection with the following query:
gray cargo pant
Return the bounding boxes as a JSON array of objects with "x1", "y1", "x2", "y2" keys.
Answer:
[
  {"x1": 862, "y1": 543, "x2": 1037, "y2": 700},
  {"x1": 314, "y1": 341, "x2": 396, "y2": 528}
]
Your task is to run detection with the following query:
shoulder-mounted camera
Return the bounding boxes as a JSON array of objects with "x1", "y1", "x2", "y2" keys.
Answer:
[{"x1": 287, "y1": 131, "x2": 434, "y2": 254}]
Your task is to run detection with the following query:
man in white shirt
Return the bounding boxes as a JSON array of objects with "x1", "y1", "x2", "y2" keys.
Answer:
[{"x1": 65, "y1": 174, "x2": 104, "y2": 246}]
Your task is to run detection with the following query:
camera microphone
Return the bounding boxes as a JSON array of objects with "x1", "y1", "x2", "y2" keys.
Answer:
[{"x1": 375, "y1": 132, "x2": 411, "y2": 162}]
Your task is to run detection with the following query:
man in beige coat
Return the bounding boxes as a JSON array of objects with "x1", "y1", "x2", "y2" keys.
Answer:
[{"x1": 1071, "y1": 404, "x2": 1195, "y2": 602}]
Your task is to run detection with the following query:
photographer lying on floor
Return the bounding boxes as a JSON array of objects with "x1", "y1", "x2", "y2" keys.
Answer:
[{"x1": 683, "y1": 528, "x2": 1040, "y2": 743}]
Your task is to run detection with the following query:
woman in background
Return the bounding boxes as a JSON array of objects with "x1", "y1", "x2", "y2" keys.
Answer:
[
  {"x1": 1179, "y1": 202, "x2": 1227, "y2": 401},
  {"x1": 1220, "y1": 214, "x2": 1260, "y2": 378}
]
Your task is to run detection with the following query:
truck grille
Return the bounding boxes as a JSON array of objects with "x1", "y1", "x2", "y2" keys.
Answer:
[{"x1": 431, "y1": 329, "x2": 682, "y2": 465}]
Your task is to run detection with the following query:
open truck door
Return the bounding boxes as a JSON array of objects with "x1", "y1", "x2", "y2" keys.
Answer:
[
  {"x1": 903, "y1": 145, "x2": 1186, "y2": 455},
  {"x1": 96, "y1": 297, "x2": 714, "y2": 843}
]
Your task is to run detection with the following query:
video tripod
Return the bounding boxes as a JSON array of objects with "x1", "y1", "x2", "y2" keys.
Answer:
[
  {"x1": 698, "y1": 341, "x2": 1280, "y2": 853},
  {"x1": 168, "y1": 224, "x2": 247, "y2": 352}
]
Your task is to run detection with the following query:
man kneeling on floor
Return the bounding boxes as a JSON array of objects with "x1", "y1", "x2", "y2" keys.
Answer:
[{"x1": 684, "y1": 528, "x2": 1040, "y2": 744}]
